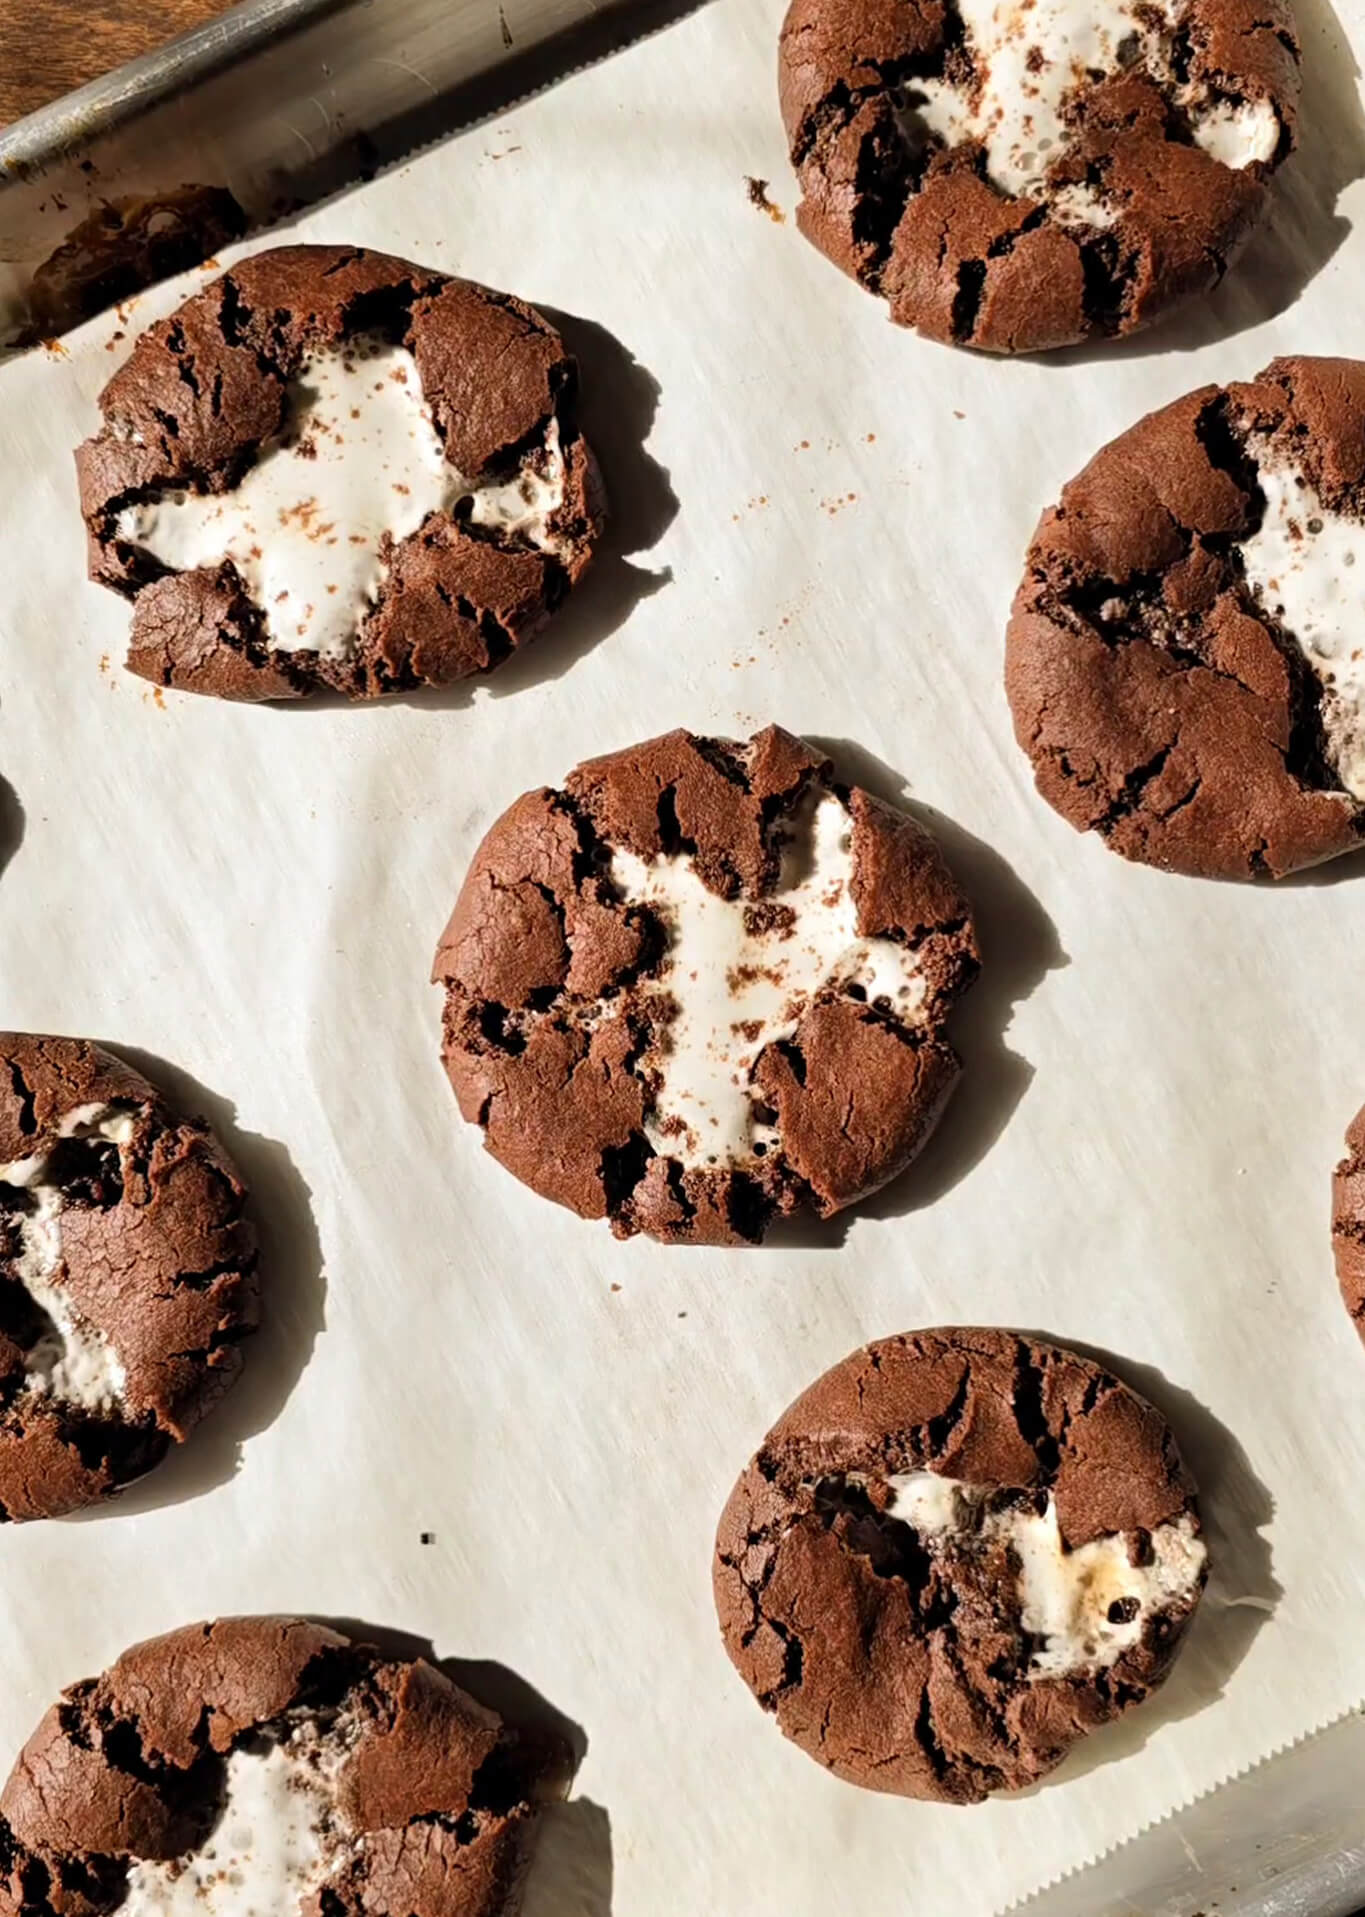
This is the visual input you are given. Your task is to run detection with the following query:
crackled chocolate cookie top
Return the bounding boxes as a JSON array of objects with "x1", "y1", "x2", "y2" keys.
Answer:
[
  {"x1": 1332, "y1": 1104, "x2": 1365, "y2": 1344},
  {"x1": 1006, "y1": 357, "x2": 1365, "y2": 877},
  {"x1": 779, "y1": 0, "x2": 1299, "y2": 352},
  {"x1": 0, "y1": 1617, "x2": 559, "y2": 1917},
  {"x1": 76, "y1": 244, "x2": 604, "y2": 702},
  {"x1": 0, "y1": 1034, "x2": 256, "y2": 1520},
  {"x1": 714, "y1": 1329, "x2": 1207, "y2": 1801},
  {"x1": 433, "y1": 726, "x2": 978, "y2": 1245}
]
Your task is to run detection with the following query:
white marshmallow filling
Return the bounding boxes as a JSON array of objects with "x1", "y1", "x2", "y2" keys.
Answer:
[
  {"x1": 1238, "y1": 441, "x2": 1365, "y2": 802},
  {"x1": 899, "y1": 0, "x2": 1280, "y2": 229},
  {"x1": 115, "y1": 338, "x2": 571, "y2": 663},
  {"x1": 0, "y1": 1103, "x2": 136, "y2": 1413},
  {"x1": 121, "y1": 1713, "x2": 359, "y2": 1917},
  {"x1": 609, "y1": 789, "x2": 928, "y2": 1170},
  {"x1": 829, "y1": 1470, "x2": 1205, "y2": 1679}
]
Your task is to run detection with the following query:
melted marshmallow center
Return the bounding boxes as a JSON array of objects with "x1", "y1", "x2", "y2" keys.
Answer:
[
  {"x1": 886, "y1": 1471, "x2": 1206, "y2": 1678},
  {"x1": 1, "y1": 1104, "x2": 135, "y2": 1411},
  {"x1": 610, "y1": 790, "x2": 926, "y2": 1168},
  {"x1": 904, "y1": 0, "x2": 1279, "y2": 225},
  {"x1": 117, "y1": 340, "x2": 568, "y2": 662},
  {"x1": 1240, "y1": 445, "x2": 1365, "y2": 801},
  {"x1": 122, "y1": 1719, "x2": 356, "y2": 1917}
]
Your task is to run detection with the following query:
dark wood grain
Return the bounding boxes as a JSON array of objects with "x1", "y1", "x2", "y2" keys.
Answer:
[{"x1": 1, "y1": 0, "x2": 239, "y2": 127}]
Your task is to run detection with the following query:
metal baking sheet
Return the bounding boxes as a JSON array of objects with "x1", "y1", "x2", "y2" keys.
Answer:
[
  {"x1": 0, "y1": 0, "x2": 701, "y2": 345},
  {"x1": 2, "y1": 0, "x2": 1365, "y2": 1910},
  {"x1": 1021, "y1": 1708, "x2": 1365, "y2": 1915}
]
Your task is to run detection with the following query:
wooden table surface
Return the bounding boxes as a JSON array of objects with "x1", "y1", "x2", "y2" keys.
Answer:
[{"x1": 1, "y1": 0, "x2": 239, "y2": 127}]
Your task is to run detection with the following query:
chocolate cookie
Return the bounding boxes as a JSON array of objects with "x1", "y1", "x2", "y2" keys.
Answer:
[
  {"x1": 433, "y1": 727, "x2": 978, "y2": 1244},
  {"x1": 779, "y1": 0, "x2": 1298, "y2": 352},
  {"x1": 0, "y1": 1617, "x2": 558, "y2": 1917},
  {"x1": 1332, "y1": 1104, "x2": 1365, "y2": 1343},
  {"x1": 0, "y1": 1034, "x2": 256, "y2": 1519},
  {"x1": 714, "y1": 1329, "x2": 1207, "y2": 1801},
  {"x1": 1006, "y1": 357, "x2": 1365, "y2": 878},
  {"x1": 76, "y1": 245, "x2": 604, "y2": 701}
]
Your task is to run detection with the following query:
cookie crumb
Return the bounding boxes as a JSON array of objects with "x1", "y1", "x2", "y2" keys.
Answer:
[
  {"x1": 420, "y1": 1531, "x2": 435, "y2": 1544},
  {"x1": 745, "y1": 177, "x2": 785, "y2": 222}
]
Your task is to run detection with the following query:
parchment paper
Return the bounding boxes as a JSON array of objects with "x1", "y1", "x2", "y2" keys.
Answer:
[{"x1": 3, "y1": 1, "x2": 1365, "y2": 1908}]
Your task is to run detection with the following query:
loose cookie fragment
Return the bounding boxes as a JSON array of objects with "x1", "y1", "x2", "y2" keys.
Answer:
[
  {"x1": 433, "y1": 726, "x2": 979, "y2": 1245},
  {"x1": 779, "y1": 0, "x2": 1299, "y2": 351},
  {"x1": 714, "y1": 1329, "x2": 1208, "y2": 1801},
  {"x1": 1331, "y1": 1104, "x2": 1365, "y2": 1343},
  {"x1": 0, "y1": 1618, "x2": 561, "y2": 1917},
  {"x1": 76, "y1": 244, "x2": 604, "y2": 701},
  {"x1": 1006, "y1": 356, "x2": 1365, "y2": 877},
  {"x1": 0, "y1": 1033, "x2": 256, "y2": 1519}
]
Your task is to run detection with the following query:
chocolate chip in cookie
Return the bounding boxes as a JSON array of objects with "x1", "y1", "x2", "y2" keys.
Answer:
[
  {"x1": 76, "y1": 245, "x2": 605, "y2": 702},
  {"x1": 432, "y1": 727, "x2": 979, "y2": 1245},
  {"x1": 779, "y1": 0, "x2": 1299, "y2": 352},
  {"x1": 714, "y1": 1328, "x2": 1207, "y2": 1801},
  {"x1": 0, "y1": 1033, "x2": 257, "y2": 1519},
  {"x1": 1006, "y1": 356, "x2": 1365, "y2": 877},
  {"x1": 0, "y1": 1617, "x2": 559, "y2": 1917}
]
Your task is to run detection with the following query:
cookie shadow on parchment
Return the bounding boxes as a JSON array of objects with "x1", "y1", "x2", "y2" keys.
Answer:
[
  {"x1": 65, "y1": 1048, "x2": 326, "y2": 1522},
  {"x1": 1013, "y1": 1340, "x2": 1279, "y2": 1795},
  {"x1": 0, "y1": 776, "x2": 23, "y2": 881},
  {"x1": 310, "y1": 308, "x2": 676, "y2": 718},
  {"x1": 765, "y1": 738, "x2": 1068, "y2": 1250},
  {"x1": 319, "y1": 1619, "x2": 614, "y2": 1917},
  {"x1": 1044, "y1": 0, "x2": 1365, "y2": 369}
]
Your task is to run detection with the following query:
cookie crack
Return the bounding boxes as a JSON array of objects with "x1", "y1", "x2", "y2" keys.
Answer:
[
  {"x1": 814, "y1": 1478, "x2": 951, "y2": 1617},
  {"x1": 911, "y1": 1680, "x2": 951, "y2": 1784},
  {"x1": 6, "y1": 1058, "x2": 36, "y2": 1139},
  {"x1": 1194, "y1": 391, "x2": 1263, "y2": 501},
  {"x1": 1079, "y1": 229, "x2": 1141, "y2": 337},
  {"x1": 154, "y1": 1251, "x2": 257, "y2": 1298},
  {"x1": 1153, "y1": 774, "x2": 1203, "y2": 822},
  {"x1": 165, "y1": 1323, "x2": 255, "y2": 1364},
  {"x1": 321, "y1": 249, "x2": 368, "y2": 279},
  {"x1": 1094, "y1": 741, "x2": 1176, "y2": 832},
  {"x1": 925, "y1": 1365, "x2": 972, "y2": 1455},
  {"x1": 986, "y1": 205, "x2": 1048, "y2": 258},
  {"x1": 1011, "y1": 1338, "x2": 1061, "y2": 1478},
  {"x1": 598, "y1": 1130, "x2": 656, "y2": 1217},
  {"x1": 758, "y1": 1618, "x2": 805, "y2": 1708},
  {"x1": 950, "y1": 259, "x2": 986, "y2": 342}
]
